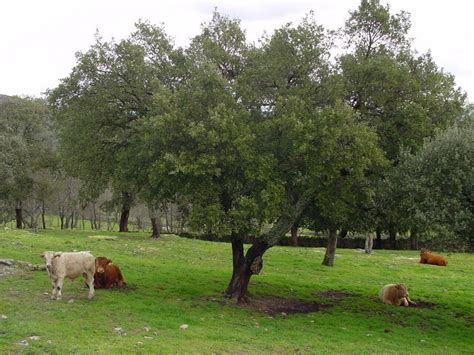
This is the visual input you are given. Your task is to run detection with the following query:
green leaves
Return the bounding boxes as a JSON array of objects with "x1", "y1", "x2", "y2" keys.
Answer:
[
  {"x1": 0, "y1": 97, "x2": 53, "y2": 201},
  {"x1": 386, "y1": 120, "x2": 474, "y2": 249}
]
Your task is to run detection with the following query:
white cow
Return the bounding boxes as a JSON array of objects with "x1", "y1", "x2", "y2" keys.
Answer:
[{"x1": 41, "y1": 251, "x2": 95, "y2": 300}]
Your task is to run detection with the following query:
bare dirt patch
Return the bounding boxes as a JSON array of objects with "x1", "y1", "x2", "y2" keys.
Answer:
[
  {"x1": 239, "y1": 296, "x2": 332, "y2": 315},
  {"x1": 313, "y1": 290, "x2": 359, "y2": 299},
  {"x1": 409, "y1": 301, "x2": 436, "y2": 309}
]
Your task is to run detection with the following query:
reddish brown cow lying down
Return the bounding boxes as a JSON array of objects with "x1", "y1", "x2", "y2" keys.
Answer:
[
  {"x1": 94, "y1": 256, "x2": 126, "y2": 289},
  {"x1": 419, "y1": 248, "x2": 448, "y2": 266}
]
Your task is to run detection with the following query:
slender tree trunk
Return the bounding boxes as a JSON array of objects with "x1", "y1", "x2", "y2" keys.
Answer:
[
  {"x1": 375, "y1": 227, "x2": 382, "y2": 249},
  {"x1": 91, "y1": 203, "x2": 96, "y2": 230},
  {"x1": 410, "y1": 229, "x2": 418, "y2": 250},
  {"x1": 169, "y1": 204, "x2": 174, "y2": 234},
  {"x1": 322, "y1": 228, "x2": 338, "y2": 266},
  {"x1": 59, "y1": 214, "x2": 64, "y2": 230},
  {"x1": 41, "y1": 201, "x2": 46, "y2": 230},
  {"x1": 389, "y1": 228, "x2": 397, "y2": 250},
  {"x1": 15, "y1": 201, "x2": 23, "y2": 229},
  {"x1": 106, "y1": 212, "x2": 111, "y2": 231},
  {"x1": 119, "y1": 192, "x2": 132, "y2": 233},
  {"x1": 290, "y1": 224, "x2": 298, "y2": 246},
  {"x1": 73, "y1": 213, "x2": 78, "y2": 228},
  {"x1": 365, "y1": 232, "x2": 374, "y2": 254},
  {"x1": 164, "y1": 206, "x2": 170, "y2": 233}
]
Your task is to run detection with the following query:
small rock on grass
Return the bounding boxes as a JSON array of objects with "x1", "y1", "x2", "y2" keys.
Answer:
[
  {"x1": 18, "y1": 340, "x2": 29, "y2": 346},
  {"x1": 29, "y1": 336, "x2": 40, "y2": 341},
  {"x1": 113, "y1": 327, "x2": 127, "y2": 336},
  {"x1": 179, "y1": 324, "x2": 189, "y2": 331},
  {"x1": 1, "y1": 315, "x2": 7, "y2": 319}
]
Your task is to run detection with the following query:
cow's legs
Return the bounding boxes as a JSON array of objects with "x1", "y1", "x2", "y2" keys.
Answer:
[
  {"x1": 55, "y1": 277, "x2": 64, "y2": 300},
  {"x1": 50, "y1": 279, "x2": 58, "y2": 300},
  {"x1": 85, "y1": 273, "x2": 95, "y2": 299}
]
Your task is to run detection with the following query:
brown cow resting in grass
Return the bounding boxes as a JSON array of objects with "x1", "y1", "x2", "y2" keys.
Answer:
[
  {"x1": 379, "y1": 283, "x2": 416, "y2": 306},
  {"x1": 93, "y1": 256, "x2": 126, "y2": 289},
  {"x1": 419, "y1": 248, "x2": 448, "y2": 266}
]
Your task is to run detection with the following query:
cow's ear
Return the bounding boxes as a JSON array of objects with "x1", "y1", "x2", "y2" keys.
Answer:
[
  {"x1": 107, "y1": 259, "x2": 112, "y2": 264},
  {"x1": 40, "y1": 253, "x2": 45, "y2": 258},
  {"x1": 53, "y1": 252, "x2": 62, "y2": 258}
]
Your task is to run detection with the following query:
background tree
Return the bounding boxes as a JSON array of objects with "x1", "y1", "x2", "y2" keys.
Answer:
[
  {"x1": 339, "y1": 0, "x2": 466, "y2": 246},
  {"x1": 0, "y1": 96, "x2": 54, "y2": 229},
  {"x1": 387, "y1": 119, "x2": 474, "y2": 251},
  {"x1": 49, "y1": 23, "x2": 178, "y2": 233}
]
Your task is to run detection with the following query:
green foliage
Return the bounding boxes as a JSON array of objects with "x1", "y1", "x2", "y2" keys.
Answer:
[
  {"x1": 386, "y1": 121, "x2": 474, "y2": 250},
  {"x1": 1, "y1": 230, "x2": 473, "y2": 353},
  {"x1": 48, "y1": 24, "x2": 178, "y2": 202},
  {"x1": 343, "y1": 0, "x2": 411, "y2": 57},
  {"x1": 341, "y1": 1, "x2": 465, "y2": 163},
  {"x1": 0, "y1": 96, "x2": 53, "y2": 202},
  {"x1": 47, "y1": 3, "x2": 469, "y2": 250}
]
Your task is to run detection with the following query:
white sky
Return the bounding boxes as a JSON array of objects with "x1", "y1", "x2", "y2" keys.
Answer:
[{"x1": 1, "y1": 0, "x2": 473, "y2": 101}]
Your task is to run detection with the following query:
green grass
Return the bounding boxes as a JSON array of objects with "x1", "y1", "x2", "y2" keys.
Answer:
[{"x1": 0, "y1": 229, "x2": 473, "y2": 353}]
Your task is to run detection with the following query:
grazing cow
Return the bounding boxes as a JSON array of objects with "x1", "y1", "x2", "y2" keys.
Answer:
[
  {"x1": 419, "y1": 248, "x2": 448, "y2": 266},
  {"x1": 379, "y1": 283, "x2": 416, "y2": 306},
  {"x1": 41, "y1": 251, "x2": 95, "y2": 300},
  {"x1": 93, "y1": 256, "x2": 126, "y2": 289}
]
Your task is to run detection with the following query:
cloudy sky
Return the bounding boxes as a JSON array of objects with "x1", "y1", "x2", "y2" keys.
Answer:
[{"x1": 1, "y1": 0, "x2": 473, "y2": 101}]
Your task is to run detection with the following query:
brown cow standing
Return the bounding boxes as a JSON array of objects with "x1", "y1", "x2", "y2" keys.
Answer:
[
  {"x1": 94, "y1": 256, "x2": 126, "y2": 289},
  {"x1": 419, "y1": 248, "x2": 448, "y2": 266}
]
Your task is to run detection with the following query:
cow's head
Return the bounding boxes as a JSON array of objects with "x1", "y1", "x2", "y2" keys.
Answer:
[
  {"x1": 41, "y1": 251, "x2": 61, "y2": 271},
  {"x1": 95, "y1": 256, "x2": 112, "y2": 274},
  {"x1": 420, "y1": 248, "x2": 430, "y2": 256},
  {"x1": 395, "y1": 283, "x2": 409, "y2": 298}
]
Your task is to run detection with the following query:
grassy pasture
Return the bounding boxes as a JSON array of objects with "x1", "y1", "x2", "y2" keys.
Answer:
[{"x1": 0, "y1": 229, "x2": 473, "y2": 354}]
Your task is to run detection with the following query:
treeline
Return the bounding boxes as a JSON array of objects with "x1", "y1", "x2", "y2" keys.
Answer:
[{"x1": 1, "y1": 0, "x2": 472, "y2": 301}]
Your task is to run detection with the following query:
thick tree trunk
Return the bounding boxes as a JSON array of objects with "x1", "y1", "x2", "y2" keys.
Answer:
[
  {"x1": 389, "y1": 228, "x2": 397, "y2": 250},
  {"x1": 119, "y1": 192, "x2": 133, "y2": 233},
  {"x1": 15, "y1": 201, "x2": 22, "y2": 229},
  {"x1": 224, "y1": 189, "x2": 314, "y2": 302},
  {"x1": 365, "y1": 232, "x2": 374, "y2": 254},
  {"x1": 410, "y1": 229, "x2": 418, "y2": 250},
  {"x1": 225, "y1": 240, "x2": 268, "y2": 303},
  {"x1": 322, "y1": 228, "x2": 338, "y2": 266},
  {"x1": 290, "y1": 224, "x2": 298, "y2": 246},
  {"x1": 375, "y1": 227, "x2": 382, "y2": 249},
  {"x1": 224, "y1": 234, "x2": 245, "y2": 297},
  {"x1": 148, "y1": 205, "x2": 161, "y2": 239},
  {"x1": 150, "y1": 217, "x2": 161, "y2": 238}
]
